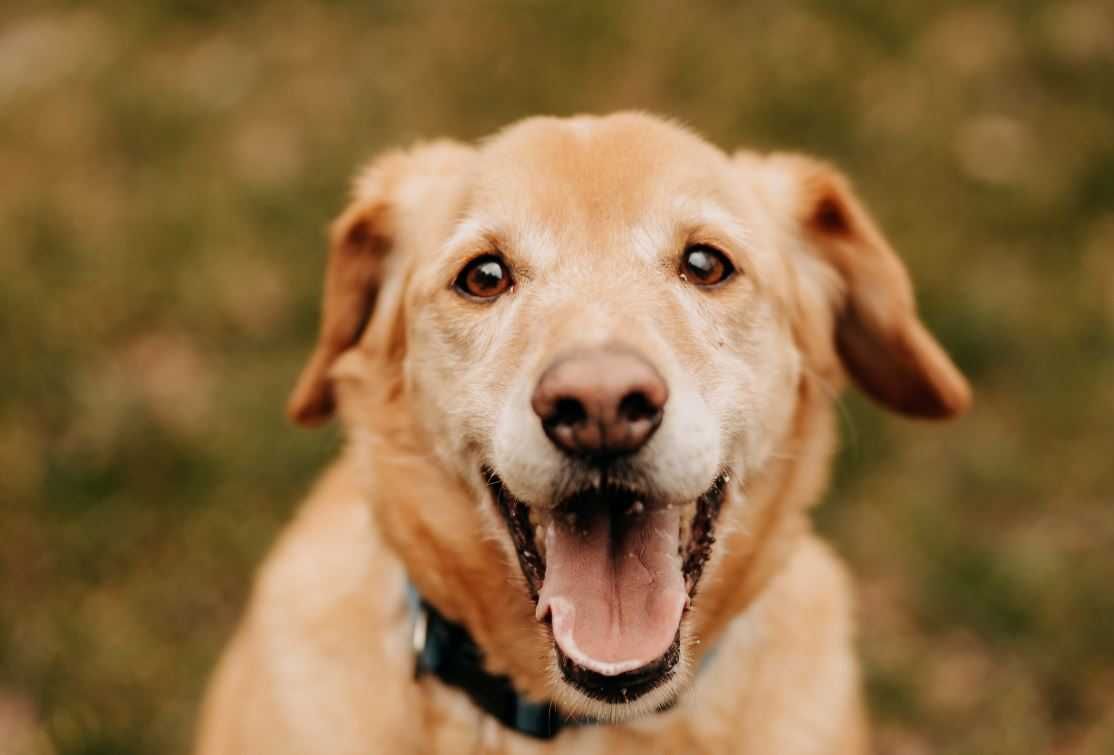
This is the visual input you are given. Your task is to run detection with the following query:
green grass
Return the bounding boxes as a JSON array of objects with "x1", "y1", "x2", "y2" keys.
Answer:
[{"x1": 1, "y1": 1, "x2": 1112, "y2": 753}]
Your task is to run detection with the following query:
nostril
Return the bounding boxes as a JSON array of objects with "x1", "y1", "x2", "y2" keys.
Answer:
[
  {"x1": 551, "y1": 397, "x2": 588, "y2": 427},
  {"x1": 618, "y1": 391, "x2": 661, "y2": 423}
]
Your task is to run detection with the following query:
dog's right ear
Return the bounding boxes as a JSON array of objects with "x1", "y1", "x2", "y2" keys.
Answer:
[
  {"x1": 287, "y1": 143, "x2": 474, "y2": 426},
  {"x1": 286, "y1": 149, "x2": 419, "y2": 427}
]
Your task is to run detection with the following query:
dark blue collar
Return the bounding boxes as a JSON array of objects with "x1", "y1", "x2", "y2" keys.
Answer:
[
  {"x1": 407, "y1": 584, "x2": 588, "y2": 740},
  {"x1": 406, "y1": 583, "x2": 723, "y2": 740}
]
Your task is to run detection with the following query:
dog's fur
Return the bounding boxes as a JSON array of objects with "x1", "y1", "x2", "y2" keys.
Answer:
[{"x1": 195, "y1": 113, "x2": 969, "y2": 754}]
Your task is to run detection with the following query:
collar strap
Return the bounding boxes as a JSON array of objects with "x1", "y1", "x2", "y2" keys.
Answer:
[{"x1": 408, "y1": 586, "x2": 589, "y2": 740}]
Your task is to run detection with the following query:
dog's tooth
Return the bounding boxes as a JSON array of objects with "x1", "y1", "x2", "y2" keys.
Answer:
[{"x1": 535, "y1": 517, "x2": 551, "y2": 559}]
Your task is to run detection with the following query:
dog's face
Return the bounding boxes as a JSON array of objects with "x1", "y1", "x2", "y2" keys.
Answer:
[{"x1": 288, "y1": 113, "x2": 970, "y2": 719}]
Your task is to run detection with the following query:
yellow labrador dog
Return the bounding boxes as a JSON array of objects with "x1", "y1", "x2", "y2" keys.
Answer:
[{"x1": 195, "y1": 112, "x2": 969, "y2": 754}]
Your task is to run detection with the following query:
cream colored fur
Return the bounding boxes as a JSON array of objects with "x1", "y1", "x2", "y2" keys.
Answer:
[{"x1": 195, "y1": 113, "x2": 968, "y2": 754}]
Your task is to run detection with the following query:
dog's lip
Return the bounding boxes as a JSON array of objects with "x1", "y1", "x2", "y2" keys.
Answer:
[
  {"x1": 556, "y1": 631, "x2": 681, "y2": 704},
  {"x1": 484, "y1": 467, "x2": 729, "y2": 702}
]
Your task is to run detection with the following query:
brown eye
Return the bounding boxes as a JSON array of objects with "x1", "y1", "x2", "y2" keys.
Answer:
[
  {"x1": 681, "y1": 244, "x2": 734, "y2": 286},
  {"x1": 455, "y1": 255, "x2": 512, "y2": 299}
]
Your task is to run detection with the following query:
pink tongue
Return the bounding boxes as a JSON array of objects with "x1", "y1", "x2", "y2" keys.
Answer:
[{"x1": 536, "y1": 505, "x2": 687, "y2": 676}]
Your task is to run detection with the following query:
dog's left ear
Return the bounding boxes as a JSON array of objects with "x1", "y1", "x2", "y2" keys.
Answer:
[{"x1": 744, "y1": 152, "x2": 971, "y2": 419}]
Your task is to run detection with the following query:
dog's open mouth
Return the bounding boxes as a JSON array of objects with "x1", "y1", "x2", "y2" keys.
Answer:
[{"x1": 486, "y1": 469, "x2": 728, "y2": 703}]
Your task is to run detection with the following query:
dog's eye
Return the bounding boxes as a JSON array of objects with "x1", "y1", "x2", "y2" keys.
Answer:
[
  {"x1": 681, "y1": 244, "x2": 734, "y2": 287},
  {"x1": 455, "y1": 255, "x2": 512, "y2": 299}
]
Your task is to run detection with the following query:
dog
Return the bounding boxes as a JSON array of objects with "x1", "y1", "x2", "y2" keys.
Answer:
[{"x1": 195, "y1": 112, "x2": 970, "y2": 754}]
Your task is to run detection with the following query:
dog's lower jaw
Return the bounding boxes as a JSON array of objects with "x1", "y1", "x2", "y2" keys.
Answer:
[{"x1": 550, "y1": 653, "x2": 692, "y2": 723}]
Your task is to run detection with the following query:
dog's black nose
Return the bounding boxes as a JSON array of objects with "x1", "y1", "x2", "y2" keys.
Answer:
[{"x1": 531, "y1": 346, "x2": 667, "y2": 459}]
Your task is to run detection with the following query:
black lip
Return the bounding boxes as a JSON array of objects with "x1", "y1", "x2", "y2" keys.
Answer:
[
  {"x1": 484, "y1": 468, "x2": 729, "y2": 701},
  {"x1": 682, "y1": 473, "x2": 729, "y2": 594},
  {"x1": 557, "y1": 633, "x2": 681, "y2": 704},
  {"x1": 486, "y1": 470, "x2": 545, "y2": 599}
]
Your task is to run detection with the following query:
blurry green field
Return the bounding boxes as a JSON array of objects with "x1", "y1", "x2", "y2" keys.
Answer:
[{"x1": 1, "y1": 1, "x2": 1112, "y2": 753}]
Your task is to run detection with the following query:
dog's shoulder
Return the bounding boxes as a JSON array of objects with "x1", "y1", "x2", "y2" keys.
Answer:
[
  {"x1": 195, "y1": 458, "x2": 423, "y2": 755},
  {"x1": 251, "y1": 458, "x2": 405, "y2": 631}
]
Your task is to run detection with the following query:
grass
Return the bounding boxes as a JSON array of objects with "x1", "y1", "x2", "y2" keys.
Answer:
[{"x1": 1, "y1": 1, "x2": 1112, "y2": 753}]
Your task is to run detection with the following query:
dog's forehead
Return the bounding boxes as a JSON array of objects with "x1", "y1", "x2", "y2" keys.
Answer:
[{"x1": 469, "y1": 114, "x2": 735, "y2": 230}]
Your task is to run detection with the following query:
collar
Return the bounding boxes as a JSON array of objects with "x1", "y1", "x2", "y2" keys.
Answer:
[
  {"x1": 405, "y1": 582, "x2": 724, "y2": 741},
  {"x1": 406, "y1": 583, "x2": 587, "y2": 740}
]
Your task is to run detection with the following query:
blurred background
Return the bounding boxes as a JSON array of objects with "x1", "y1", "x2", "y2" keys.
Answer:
[{"x1": 1, "y1": 1, "x2": 1112, "y2": 753}]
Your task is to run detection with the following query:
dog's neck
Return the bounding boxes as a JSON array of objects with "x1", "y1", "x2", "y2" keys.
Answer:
[{"x1": 347, "y1": 368, "x2": 838, "y2": 704}]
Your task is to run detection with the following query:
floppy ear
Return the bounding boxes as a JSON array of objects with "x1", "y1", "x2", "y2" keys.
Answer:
[
  {"x1": 286, "y1": 192, "x2": 393, "y2": 426},
  {"x1": 756, "y1": 153, "x2": 971, "y2": 419},
  {"x1": 286, "y1": 146, "x2": 425, "y2": 427},
  {"x1": 287, "y1": 142, "x2": 474, "y2": 426}
]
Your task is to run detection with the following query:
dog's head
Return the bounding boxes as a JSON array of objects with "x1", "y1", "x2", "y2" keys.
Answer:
[{"x1": 288, "y1": 113, "x2": 970, "y2": 719}]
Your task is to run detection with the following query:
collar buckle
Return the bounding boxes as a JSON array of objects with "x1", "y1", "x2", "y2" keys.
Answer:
[{"x1": 411, "y1": 603, "x2": 430, "y2": 679}]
